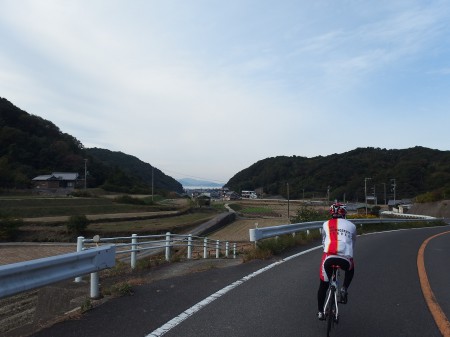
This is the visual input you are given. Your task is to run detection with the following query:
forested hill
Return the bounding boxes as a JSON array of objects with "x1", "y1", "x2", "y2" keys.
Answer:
[
  {"x1": 225, "y1": 147, "x2": 450, "y2": 201},
  {"x1": 86, "y1": 148, "x2": 182, "y2": 192},
  {"x1": 0, "y1": 97, "x2": 182, "y2": 193}
]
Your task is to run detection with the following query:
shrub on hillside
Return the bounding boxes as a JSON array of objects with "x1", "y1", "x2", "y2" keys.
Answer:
[
  {"x1": 67, "y1": 214, "x2": 89, "y2": 234},
  {"x1": 415, "y1": 189, "x2": 450, "y2": 203}
]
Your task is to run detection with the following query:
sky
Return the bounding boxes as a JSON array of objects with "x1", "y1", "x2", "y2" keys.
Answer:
[{"x1": 1, "y1": 0, "x2": 450, "y2": 184}]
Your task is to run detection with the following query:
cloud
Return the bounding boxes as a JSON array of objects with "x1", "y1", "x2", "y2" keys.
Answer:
[{"x1": 1, "y1": 0, "x2": 450, "y2": 182}]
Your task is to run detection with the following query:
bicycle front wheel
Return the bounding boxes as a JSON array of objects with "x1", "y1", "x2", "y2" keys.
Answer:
[{"x1": 326, "y1": 289, "x2": 335, "y2": 337}]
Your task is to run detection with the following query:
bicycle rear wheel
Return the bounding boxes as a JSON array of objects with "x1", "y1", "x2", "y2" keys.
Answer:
[{"x1": 326, "y1": 289, "x2": 335, "y2": 337}]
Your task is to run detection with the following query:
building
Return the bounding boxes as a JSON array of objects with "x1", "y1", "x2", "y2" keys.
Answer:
[
  {"x1": 224, "y1": 191, "x2": 241, "y2": 201},
  {"x1": 32, "y1": 172, "x2": 80, "y2": 192},
  {"x1": 196, "y1": 193, "x2": 211, "y2": 207},
  {"x1": 388, "y1": 199, "x2": 413, "y2": 213}
]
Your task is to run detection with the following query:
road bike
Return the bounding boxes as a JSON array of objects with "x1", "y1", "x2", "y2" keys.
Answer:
[{"x1": 323, "y1": 265, "x2": 342, "y2": 337}]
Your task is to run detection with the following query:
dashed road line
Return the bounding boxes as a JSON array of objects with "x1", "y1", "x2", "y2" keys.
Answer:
[{"x1": 145, "y1": 246, "x2": 322, "y2": 336}]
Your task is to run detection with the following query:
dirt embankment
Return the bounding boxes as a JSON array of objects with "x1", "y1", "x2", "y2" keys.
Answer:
[{"x1": 409, "y1": 200, "x2": 450, "y2": 218}]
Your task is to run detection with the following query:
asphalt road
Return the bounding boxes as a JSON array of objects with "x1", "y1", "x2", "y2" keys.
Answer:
[{"x1": 31, "y1": 225, "x2": 450, "y2": 337}]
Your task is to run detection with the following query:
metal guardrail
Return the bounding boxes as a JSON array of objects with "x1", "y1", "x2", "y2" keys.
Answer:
[
  {"x1": 0, "y1": 245, "x2": 115, "y2": 299},
  {"x1": 75, "y1": 232, "x2": 241, "y2": 296},
  {"x1": 77, "y1": 232, "x2": 238, "y2": 268},
  {"x1": 2, "y1": 213, "x2": 438, "y2": 300},
  {"x1": 0, "y1": 232, "x2": 241, "y2": 300},
  {"x1": 249, "y1": 213, "x2": 443, "y2": 242}
]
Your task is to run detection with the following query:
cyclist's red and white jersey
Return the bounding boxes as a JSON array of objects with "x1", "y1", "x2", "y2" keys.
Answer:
[{"x1": 322, "y1": 218, "x2": 356, "y2": 258}]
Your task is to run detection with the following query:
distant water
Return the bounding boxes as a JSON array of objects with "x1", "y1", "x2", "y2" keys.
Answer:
[{"x1": 183, "y1": 185, "x2": 223, "y2": 190}]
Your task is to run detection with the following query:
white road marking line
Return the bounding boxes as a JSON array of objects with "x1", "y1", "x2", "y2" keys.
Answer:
[{"x1": 146, "y1": 246, "x2": 321, "y2": 337}]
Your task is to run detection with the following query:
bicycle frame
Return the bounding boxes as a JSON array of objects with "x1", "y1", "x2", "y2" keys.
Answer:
[
  {"x1": 324, "y1": 267, "x2": 340, "y2": 318},
  {"x1": 323, "y1": 266, "x2": 340, "y2": 336}
]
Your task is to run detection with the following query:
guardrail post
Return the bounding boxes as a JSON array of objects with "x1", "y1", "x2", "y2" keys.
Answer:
[
  {"x1": 203, "y1": 237, "x2": 208, "y2": 259},
  {"x1": 165, "y1": 232, "x2": 171, "y2": 262},
  {"x1": 215, "y1": 240, "x2": 220, "y2": 259},
  {"x1": 131, "y1": 234, "x2": 137, "y2": 269},
  {"x1": 233, "y1": 243, "x2": 237, "y2": 259},
  {"x1": 74, "y1": 236, "x2": 84, "y2": 283},
  {"x1": 90, "y1": 271, "x2": 100, "y2": 299},
  {"x1": 187, "y1": 234, "x2": 193, "y2": 259},
  {"x1": 225, "y1": 242, "x2": 229, "y2": 258}
]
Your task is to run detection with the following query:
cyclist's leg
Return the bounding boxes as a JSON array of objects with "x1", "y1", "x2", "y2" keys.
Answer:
[
  {"x1": 317, "y1": 280, "x2": 328, "y2": 312},
  {"x1": 318, "y1": 253, "x2": 331, "y2": 315},
  {"x1": 340, "y1": 257, "x2": 354, "y2": 288},
  {"x1": 343, "y1": 266, "x2": 354, "y2": 288}
]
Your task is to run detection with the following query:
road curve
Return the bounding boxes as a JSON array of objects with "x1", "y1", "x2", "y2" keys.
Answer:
[
  {"x1": 418, "y1": 230, "x2": 450, "y2": 336},
  {"x1": 29, "y1": 225, "x2": 450, "y2": 337}
]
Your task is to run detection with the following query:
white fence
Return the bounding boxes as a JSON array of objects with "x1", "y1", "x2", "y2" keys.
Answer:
[{"x1": 76, "y1": 232, "x2": 238, "y2": 272}]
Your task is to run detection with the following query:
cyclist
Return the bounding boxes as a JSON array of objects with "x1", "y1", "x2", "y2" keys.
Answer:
[{"x1": 317, "y1": 202, "x2": 356, "y2": 320}]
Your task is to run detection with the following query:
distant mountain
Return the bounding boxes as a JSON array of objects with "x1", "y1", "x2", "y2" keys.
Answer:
[
  {"x1": 178, "y1": 178, "x2": 224, "y2": 188},
  {"x1": 3, "y1": 96, "x2": 449, "y2": 201},
  {"x1": 225, "y1": 147, "x2": 450, "y2": 201}
]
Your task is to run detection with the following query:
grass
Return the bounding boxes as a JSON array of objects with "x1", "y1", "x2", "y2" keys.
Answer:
[
  {"x1": 0, "y1": 197, "x2": 178, "y2": 218},
  {"x1": 87, "y1": 212, "x2": 218, "y2": 234},
  {"x1": 241, "y1": 207, "x2": 274, "y2": 214},
  {"x1": 0, "y1": 195, "x2": 213, "y2": 241}
]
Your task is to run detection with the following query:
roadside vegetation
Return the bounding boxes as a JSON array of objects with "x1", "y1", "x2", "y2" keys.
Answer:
[
  {"x1": 0, "y1": 195, "x2": 180, "y2": 218},
  {"x1": 0, "y1": 194, "x2": 214, "y2": 242},
  {"x1": 0, "y1": 216, "x2": 23, "y2": 241},
  {"x1": 415, "y1": 187, "x2": 450, "y2": 203}
]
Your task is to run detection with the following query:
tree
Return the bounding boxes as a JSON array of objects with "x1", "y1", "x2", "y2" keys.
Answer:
[{"x1": 67, "y1": 215, "x2": 89, "y2": 235}]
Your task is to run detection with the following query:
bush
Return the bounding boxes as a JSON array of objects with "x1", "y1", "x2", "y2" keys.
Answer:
[
  {"x1": 67, "y1": 214, "x2": 89, "y2": 234},
  {"x1": 113, "y1": 195, "x2": 153, "y2": 205},
  {"x1": 291, "y1": 206, "x2": 328, "y2": 223},
  {"x1": 109, "y1": 282, "x2": 133, "y2": 296},
  {"x1": 70, "y1": 190, "x2": 94, "y2": 198},
  {"x1": 80, "y1": 299, "x2": 93, "y2": 313},
  {"x1": 370, "y1": 206, "x2": 381, "y2": 217},
  {"x1": 0, "y1": 217, "x2": 22, "y2": 241}
]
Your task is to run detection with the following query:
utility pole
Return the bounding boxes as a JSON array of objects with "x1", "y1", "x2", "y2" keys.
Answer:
[
  {"x1": 286, "y1": 182, "x2": 290, "y2": 222},
  {"x1": 364, "y1": 177, "x2": 371, "y2": 215},
  {"x1": 372, "y1": 185, "x2": 376, "y2": 205},
  {"x1": 84, "y1": 159, "x2": 87, "y2": 190},
  {"x1": 152, "y1": 166, "x2": 154, "y2": 201},
  {"x1": 391, "y1": 178, "x2": 396, "y2": 203}
]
